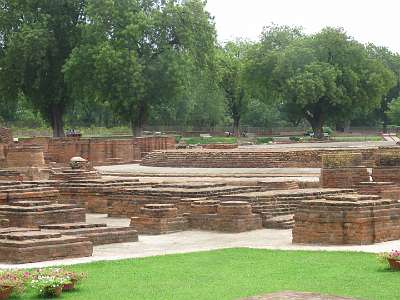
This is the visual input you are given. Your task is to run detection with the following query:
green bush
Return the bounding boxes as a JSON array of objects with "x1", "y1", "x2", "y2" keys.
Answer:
[
  {"x1": 289, "y1": 136, "x2": 302, "y2": 142},
  {"x1": 323, "y1": 126, "x2": 334, "y2": 135},
  {"x1": 175, "y1": 135, "x2": 182, "y2": 143},
  {"x1": 256, "y1": 137, "x2": 274, "y2": 144}
]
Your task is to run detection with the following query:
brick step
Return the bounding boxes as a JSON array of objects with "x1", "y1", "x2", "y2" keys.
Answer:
[
  {"x1": 12, "y1": 200, "x2": 53, "y2": 207},
  {"x1": 263, "y1": 214, "x2": 294, "y2": 229},
  {"x1": 0, "y1": 203, "x2": 78, "y2": 212},
  {"x1": 40, "y1": 224, "x2": 138, "y2": 245},
  {"x1": 40, "y1": 223, "x2": 107, "y2": 230}
]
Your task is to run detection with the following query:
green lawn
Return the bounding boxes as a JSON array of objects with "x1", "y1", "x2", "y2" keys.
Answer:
[
  {"x1": 17, "y1": 248, "x2": 399, "y2": 300},
  {"x1": 331, "y1": 136, "x2": 383, "y2": 142},
  {"x1": 182, "y1": 136, "x2": 238, "y2": 145}
]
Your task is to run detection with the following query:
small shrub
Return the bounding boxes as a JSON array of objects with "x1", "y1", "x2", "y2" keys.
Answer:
[
  {"x1": 323, "y1": 126, "x2": 334, "y2": 135},
  {"x1": 256, "y1": 137, "x2": 274, "y2": 144},
  {"x1": 175, "y1": 135, "x2": 182, "y2": 143},
  {"x1": 289, "y1": 136, "x2": 302, "y2": 142}
]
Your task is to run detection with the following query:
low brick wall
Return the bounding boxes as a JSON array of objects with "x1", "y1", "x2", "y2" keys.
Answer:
[
  {"x1": 18, "y1": 136, "x2": 175, "y2": 165},
  {"x1": 0, "y1": 229, "x2": 93, "y2": 264},
  {"x1": 320, "y1": 168, "x2": 370, "y2": 188},
  {"x1": 141, "y1": 147, "x2": 387, "y2": 168},
  {"x1": 130, "y1": 204, "x2": 188, "y2": 235},
  {"x1": 6, "y1": 146, "x2": 45, "y2": 168}
]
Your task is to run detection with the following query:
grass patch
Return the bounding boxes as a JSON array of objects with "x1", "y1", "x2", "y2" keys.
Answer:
[
  {"x1": 16, "y1": 248, "x2": 400, "y2": 300},
  {"x1": 182, "y1": 137, "x2": 237, "y2": 145},
  {"x1": 332, "y1": 136, "x2": 383, "y2": 142}
]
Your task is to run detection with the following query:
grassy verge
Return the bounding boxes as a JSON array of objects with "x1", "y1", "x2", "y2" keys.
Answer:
[
  {"x1": 182, "y1": 137, "x2": 238, "y2": 145},
  {"x1": 331, "y1": 136, "x2": 383, "y2": 142},
  {"x1": 18, "y1": 248, "x2": 399, "y2": 300}
]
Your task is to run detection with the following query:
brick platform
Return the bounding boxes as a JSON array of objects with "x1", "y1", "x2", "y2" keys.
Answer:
[
  {"x1": 357, "y1": 182, "x2": 400, "y2": 195},
  {"x1": 293, "y1": 194, "x2": 400, "y2": 245},
  {"x1": 217, "y1": 201, "x2": 262, "y2": 233},
  {"x1": 108, "y1": 184, "x2": 262, "y2": 218},
  {"x1": 130, "y1": 204, "x2": 188, "y2": 235},
  {"x1": 0, "y1": 201, "x2": 86, "y2": 228},
  {"x1": 6, "y1": 145, "x2": 45, "y2": 168},
  {"x1": 141, "y1": 148, "x2": 384, "y2": 168},
  {"x1": 0, "y1": 229, "x2": 93, "y2": 264},
  {"x1": 320, "y1": 153, "x2": 370, "y2": 188},
  {"x1": 320, "y1": 167, "x2": 370, "y2": 188},
  {"x1": 372, "y1": 151, "x2": 400, "y2": 183},
  {"x1": 40, "y1": 223, "x2": 138, "y2": 245},
  {"x1": 188, "y1": 200, "x2": 262, "y2": 233},
  {"x1": 219, "y1": 188, "x2": 354, "y2": 230}
]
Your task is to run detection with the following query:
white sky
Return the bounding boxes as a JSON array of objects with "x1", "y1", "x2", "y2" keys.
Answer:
[{"x1": 206, "y1": 0, "x2": 400, "y2": 53}]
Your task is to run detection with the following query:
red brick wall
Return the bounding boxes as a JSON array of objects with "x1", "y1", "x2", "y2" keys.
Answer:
[{"x1": 19, "y1": 136, "x2": 175, "y2": 165}]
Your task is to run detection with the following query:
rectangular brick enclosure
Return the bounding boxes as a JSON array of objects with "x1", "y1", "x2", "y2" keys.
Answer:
[{"x1": 293, "y1": 194, "x2": 400, "y2": 245}]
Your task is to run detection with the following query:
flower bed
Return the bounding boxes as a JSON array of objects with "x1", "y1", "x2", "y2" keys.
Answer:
[{"x1": 0, "y1": 268, "x2": 86, "y2": 299}]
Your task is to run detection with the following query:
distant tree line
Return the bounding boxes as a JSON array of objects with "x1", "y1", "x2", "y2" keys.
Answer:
[{"x1": 0, "y1": 1, "x2": 399, "y2": 137}]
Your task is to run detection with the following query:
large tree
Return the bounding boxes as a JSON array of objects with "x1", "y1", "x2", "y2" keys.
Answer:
[
  {"x1": 217, "y1": 41, "x2": 251, "y2": 136},
  {"x1": 251, "y1": 27, "x2": 395, "y2": 139},
  {"x1": 0, "y1": 0, "x2": 86, "y2": 137},
  {"x1": 366, "y1": 45, "x2": 400, "y2": 131},
  {"x1": 65, "y1": 0, "x2": 216, "y2": 136}
]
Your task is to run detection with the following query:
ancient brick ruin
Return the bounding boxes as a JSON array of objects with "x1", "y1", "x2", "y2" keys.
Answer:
[
  {"x1": 141, "y1": 147, "x2": 386, "y2": 168},
  {"x1": 320, "y1": 153, "x2": 370, "y2": 188},
  {"x1": 0, "y1": 176, "x2": 138, "y2": 263},
  {"x1": 293, "y1": 194, "x2": 400, "y2": 245},
  {"x1": 0, "y1": 139, "x2": 398, "y2": 263}
]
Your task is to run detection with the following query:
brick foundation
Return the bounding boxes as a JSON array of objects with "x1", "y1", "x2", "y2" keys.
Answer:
[
  {"x1": 0, "y1": 229, "x2": 93, "y2": 264},
  {"x1": 320, "y1": 167, "x2": 370, "y2": 188},
  {"x1": 141, "y1": 148, "x2": 383, "y2": 168},
  {"x1": 130, "y1": 204, "x2": 188, "y2": 235},
  {"x1": 293, "y1": 194, "x2": 400, "y2": 245}
]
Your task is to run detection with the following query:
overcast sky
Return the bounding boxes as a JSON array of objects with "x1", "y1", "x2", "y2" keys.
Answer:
[{"x1": 206, "y1": 0, "x2": 400, "y2": 53}]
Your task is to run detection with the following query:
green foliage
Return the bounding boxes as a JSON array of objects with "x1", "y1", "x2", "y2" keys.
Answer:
[
  {"x1": 250, "y1": 27, "x2": 396, "y2": 138},
  {"x1": 387, "y1": 97, "x2": 400, "y2": 125},
  {"x1": 289, "y1": 136, "x2": 302, "y2": 142},
  {"x1": 0, "y1": 0, "x2": 86, "y2": 136},
  {"x1": 182, "y1": 137, "x2": 237, "y2": 145},
  {"x1": 256, "y1": 137, "x2": 274, "y2": 144},
  {"x1": 217, "y1": 40, "x2": 252, "y2": 135},
  {"x1": 64, "y1": 0, "x2": 217, "y2": 136}
]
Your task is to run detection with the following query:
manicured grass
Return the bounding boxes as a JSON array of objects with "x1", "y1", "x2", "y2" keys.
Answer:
[
  {"x1": 182, "y1": 137, "x2": 238, "y2": 145},
  {"x1": 331, "y1": 136, "x2": 383, "y2": 142},
  {"x1": 18, "y1": 248, "x2": 399, "y2": 300}
]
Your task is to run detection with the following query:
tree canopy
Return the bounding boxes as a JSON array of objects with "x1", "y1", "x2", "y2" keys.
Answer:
[
  {"x1": 0, "y1": 0, "x2": 86, "y2": 136},
  {"x1": 64, "y1": 0, "x2": 217, "y2": 136},
  {"x1": 250, "y1": 27, "x2": 396, "y2": 138}
]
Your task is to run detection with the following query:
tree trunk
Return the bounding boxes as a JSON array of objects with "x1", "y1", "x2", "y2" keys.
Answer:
[
  {"x1": 132, "y1": 121, "x2": 143, "y2": 137},
  {"x1": 131, "y1": 103, "x2": 147, "y2": 137},
  {"x1": 233, "y1": 116, "x2": 240, "y2": 138},
  {"x1": 306, "y1": 114, "x2": 324, "y2": 140},
  {"x1": 50, "y1": 105, "x2": 65, "y2": 138}
]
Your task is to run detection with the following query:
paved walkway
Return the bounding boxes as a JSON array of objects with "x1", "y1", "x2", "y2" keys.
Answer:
[
  {"x1": 1, "y1": 214, "x2": 399, "y2": 269},
  {"x1": 97, "y1": 164, "x2": 320, "y2": 178}
]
